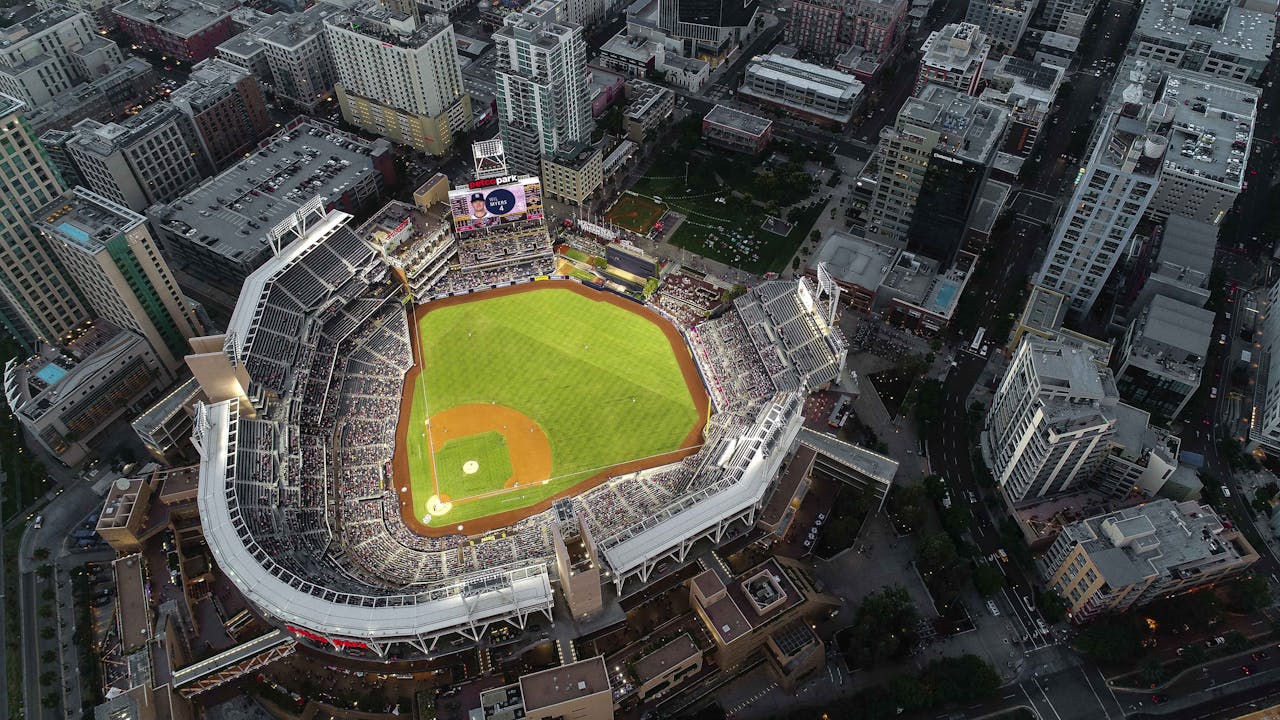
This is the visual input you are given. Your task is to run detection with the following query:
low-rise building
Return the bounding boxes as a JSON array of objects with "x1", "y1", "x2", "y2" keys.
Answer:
[
  {"x1": 0, "y1": 5, "x2": 120, "y2": 107},
  {"x1": 702, "y1": 104, "x2": 772, "y2": 154},
  {"x1": 1043, "y1": 499, "x2": 1258, "y2": 622},
  {"x1": 738, "y1": 54, "x2": 864, "y2": 128},
  {"x1": 980, "y1": 56, "x2": 1064, "y2": 170},
  {"x1": 1114, "y1": 294, "x2": 1214, "y2": 421},
  {"x1": 875, "y1": 250, "x2": 976, "y2": 334},
  {"x1": 475, "y1": 657, "x2": 614, "y2": 720},
  {"x1": 916, "y1": 22, "x2": 989, "y2": 95},
  {"x1": 146, "y1": 120, "x2": 394, "y2": 306},
  {"x1": 1131, "y1": 214, "x2": 1215, "y2": 312},
  {"x1": 807, "y1": 231, "x2": 897, "y2": 312},
  {"x1": 631, "y1": 634, "x2": 702, "y2": 702},
  {"x1": 1035, "y1": 30, "x2": 1078, "y2": 68},
  {"x1": 543, "y1": 142, "x2": 603, "y2": 206},
  {"x1": 23, "y1": 57, "x2": 155, "y2": 134},
  {"x1": 1095, "y1": 402, "x2": 1180, "y2": 499},
  {"x1": 113, "y1": 0, "x2": 240, "y2": 63},
  {"x1": 623, "y1": 79, "x2": 673, "y2": 142},
  {"x1": 131, "y1": 377, "x2": 204, "y2": 465},
  {"x1": 690, "y1": 556, "x2": 836, "y2": 691}
]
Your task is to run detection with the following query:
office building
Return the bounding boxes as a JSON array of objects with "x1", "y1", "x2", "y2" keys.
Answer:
[
  {"x1": 1095, "y1": 402, "x2": 1181, "y2": 499},
  {"x1": 737, "y1": 54, "x2": 865, "y2": 128},
  {"x1": 475, "y1": 657, "x2": 614, "y2": 720},
  {"x1": 916, "y1": 22, "x2": 990, "y2": 95},
  {"x1": 494, "y1": 5, "x2": 593, "y2": 175},
  {"x1": 0, "y1": 94, "x2": 90, "y2": 349},
  {"x1": 1044, "y1": 499, "x2": 1258, "y2": 622},
  {"x1": 1113, "y1": 294, "x2": 1214, "y2": 420},
  {"x1": 113, "y1": 0, "x2": 240, "y2": 63},
  {"x1": 658, "y1": 0, "x2": 758, "y2": 63},
  {"x1": 1040, "y1": 0, "x2": 1096, "y2": 33},
  {"x1": 0, "y1": 5, "x2": 122, "y2": 107},
  {"x1": 147, "y1": 120, "x2": 393, "y2": 305},
  {"x1": 36, "y1": 187, "x2": 204, "y2": 373},
  {"x1": 1006, "y1": 284, "x2": 1114, "y2": 357},
  {"x1": 543, "y1": 142, "x2": 603, "y2": 204},
  {"x1": 702, "y1": 103, "x2": 772, "y2": 154},
  {"x1": 1251, "y1": 277, "x2": 1280, "y2": 455},
  {"x1": 132, "y1": 376, "x2": 204, "y2": 464},
  {"x1": 983, "y1": 336, "x2": 1120, "y2": 504},
  {"x1": 597, "y1": 28, "x2": 711, "y2": 91},
  {"x1": 3, "y1": 321, "x2": 170, "y2": 465},
  {"x1": 964, "y1": 0, "x2": 1032, "y2": 52},
  {"x1": 1035, "y1": 30, "x2": 1079, "y2": 68},
  {"x1": 63, "y1": 105, "x2": 205, "y2": 212},
  {"x1": 169, "y1": 58, "x2": 272, "y2": 170},
  {"x1": 869, "y1": 84, "x2": 1006, "y2": 259},
  {"x1": 327, "y1": 5, "x2": 471, "y2": 156},
  {"x1": 1130, "y1": 0, "x2": 1274, "y2": 84}
]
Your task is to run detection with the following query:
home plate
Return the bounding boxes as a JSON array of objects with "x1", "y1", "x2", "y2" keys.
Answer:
[{"x1": 426, "y1": 494, "x2": 453, "y2": 518}]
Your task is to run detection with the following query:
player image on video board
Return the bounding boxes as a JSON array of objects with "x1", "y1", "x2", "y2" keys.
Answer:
[{"x1": 449, "y1": 178, "x2": 544, "y2": 235}]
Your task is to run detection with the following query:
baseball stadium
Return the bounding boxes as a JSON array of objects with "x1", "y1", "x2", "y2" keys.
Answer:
[{"x1": 195, "y1": 174, "x2": 848, "y2": 660}]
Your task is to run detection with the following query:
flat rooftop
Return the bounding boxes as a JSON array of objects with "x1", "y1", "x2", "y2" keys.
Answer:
[
  {"x1": 36, "y1": 187, "x2": 145, "y2": 253},
  {"x1": 921, "y1": 22, "x2": 989, "y2": 72},
  {"x1": 811, "y1": 231, "x2": 897, "y2": 290},
  {"x1": 67, "y1": 104, "x2": 185, "y2": 158},
  {"x1": 796, "y1": 427, "x2": 899, "y2": 484},
  {"x1": 327, "y1": 5, "x2": 450, "y2": 50},
  {"x1": 148, "y1": 120, "x2": 386, "y2": 262},
  {"x1": 518, "y1": 656, "x2": 610, "y2": 712},
  {"x1": 0, "y1": 4, "x2": 80, "y2": 47},
  {"x1": 169, "y1": 58, "x2": 249, "y2": 112},
  {"x1": 900, "y1": 84, "x2": 1007, "y2": 163},
  {"x1": 1135, "y1": 0, "x2": 1274, "y2": 62},
  {"x1": 704, "y1": 104, "x2": 771, "y2": 137},
  {"x1": 1157, "y1": 214, "x2": 1216, "y2": 276},
  {"x1": 261, "y1": 2, "x2": 341, "y2": 49},
  {"x1": 633, "y1": 634, "x2": 700, "y2": 682},
  {"x1": 1064, "y1": 498, "x2": 1253, "y2": 587},
  {"x1": 114, "y1": 553, "x2": 152, "y2": 651},
  {"x1": 1019, "y1": 284, "x2": 1069, "y2": 336},
  {"x1": 1027, "y1": 336, "x2": 1118, "y2": 401},
  {"x1": 113, "y1": 0, "x2": 237, "y2": 38},
  {"x1": 743, "y1": 54, "x2": 865, "y2": 103},
  {"x1": 1126, "y1": 294, "x2": 1213, "y2": 381}
]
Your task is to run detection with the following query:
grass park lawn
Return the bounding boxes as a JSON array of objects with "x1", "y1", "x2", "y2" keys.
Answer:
[
  {"x1": 405, "y1": 287, "x2": 702, "y2": 524},
  {"x1": 631, "y1": 151, "x2": 825, "y2": 274}
]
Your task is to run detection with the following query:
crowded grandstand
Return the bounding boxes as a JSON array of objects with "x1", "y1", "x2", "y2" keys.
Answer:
[{"x1": 196, "y1": 189, "x2": 847, "y2": 657}]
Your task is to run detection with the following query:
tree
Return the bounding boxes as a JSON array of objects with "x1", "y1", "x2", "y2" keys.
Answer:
[
  {"x1": 39, "y1": 670, "x2": 57, "y2": 687},
  {"x1": 1181, "y1": 644, "x2": 1207, "y2": 665},
  {"x1": 918, "y1": 534, "x2": 967, "y2": 604},
  {"x1": 41, "y1": 693, "x2": 58, "y2": 709},
  {"x1": 1228, "y1": 574, "x2": 1272, "y2": 612},
  {"x1": 792, "y1": 256, "x2": 801, "y2": 271},
  {"x1": 840, "y1": 586, "x2": 919, "y2": 668},
  {"x1": 41, "y1": 650, "x2": 56, "y2": 664},
  {"x1": 1037, "y1": 590, "x2": 1069, "y2": 623},
  {"x1": 973, "y1": 565, "x2": 1005, "y2": 596},
  {"x1": 1139, "y1": 656, "x2": 1165, "y2": 687},
  {"x1": 39, "y1": 626, "x2": 55, "y2": 641},
  {"x1": 33, "y1": 547, "x2": 49, "y2": 562},
  {"x1": 1225, "y1": 630, "x2": 1249, "y2": 653},
  {"x1": 1075, "y1": 616, "x2": 1145, "y2": 664},
  {"x1": 889, "y1": 484, "x2": 929, "y2": 533}
]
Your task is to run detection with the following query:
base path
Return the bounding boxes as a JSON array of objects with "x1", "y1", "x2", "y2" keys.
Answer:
[{"x1": 392, "y1": 279, "x2": 711, "y2": 536}]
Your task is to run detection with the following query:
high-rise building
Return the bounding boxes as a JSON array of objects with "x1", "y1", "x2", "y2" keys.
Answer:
[
  {"x1": 494, "y1": 5, "x2": 593, "y2": 175},
  {"x1": 868, "y1": 83, "x2": 1006, "y2": 260},
  {"x1": 0, "y1": 5, "x2": 122, "y2": 107},
  {"x1": 1130, "y1": 0, "x2": 1274, "y2": 84},
  {"x1": 63, "y1": 105, "x2": 206, "y2": 212},
  {"x1": 964, "y1": 0, "x2": 1032, "y2": 53},
  {"x1": 35, "y1": 187, "x2": 205, "y2": 373},
  {"x1": 1037, "y1": 60, "x2": 1255, "y2": 317},
  {"x1": 326, "y1": 5, "x2": 471, "y2": 156},
  {"x1": 1043, "y1": 499, "x2": 1258, "y2": 622},
  {"x1": 983, "y1": 336, "x2": 1120, "y2": 503},
  {"x1": 259, "y1": 3, "x2": 344, "y2": 111},
  {"x1": 169, "y1": 58, "x2": 272, "y2": 170},
  {"x1": 658, "y1": 0, "x2": 758, "y2": 62},
  {"x1": 0, "y1": 93, "x2": 88, "y2": 349},
  {"x1": 916, "y1": 22, "x2": 990, "y2": 95}
]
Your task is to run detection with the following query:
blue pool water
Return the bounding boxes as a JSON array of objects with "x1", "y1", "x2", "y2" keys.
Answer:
[
  {"x1": 58, "y1": 223, "x2": 91, "y2": 245},
  {"x1": 930, "y1": 280, "x2": 960, "y2": 314},
  {"x1": 35, "y1": 364, "x2": 67, "y2": 385}
]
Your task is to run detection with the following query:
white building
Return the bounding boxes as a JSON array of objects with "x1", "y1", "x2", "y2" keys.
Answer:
[
  {"x1": 737, "y1": 54, "x2": 864, "y2": 128},
  {"x1": 983, "y1": 336, "x2": 1120, "y2": 503},
  {"x1": 326, "y1": 6, "x2": 470, "y2": 156},
  {"x1": 963, "y1": 0, "x2": 1032, "y2": 53},
  {"x1": 1130, "y1": 0, "x2": 1274, "y2": 84},
  {"x1": 0, "y1": 5, "x2": 122, "y2": 107},
  {"x1": 494, "y1": 2, "x2": 593, "y2": 175},
  {"x1": 916, "y1": 22, "x2": 989, "y2": 95},
  {"x1": 1113, "y1": 294, "x2": 1214, "y2": 421}
]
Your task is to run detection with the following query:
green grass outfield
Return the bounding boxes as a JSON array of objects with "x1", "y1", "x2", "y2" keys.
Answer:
[{"x1": 404, "y1": 287, "x2": 701, "y2": 526}]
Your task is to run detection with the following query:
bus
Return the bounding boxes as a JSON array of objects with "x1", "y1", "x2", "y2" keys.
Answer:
[{"x1": 970, "y1": 327, "x2": 987, "y2": 353}]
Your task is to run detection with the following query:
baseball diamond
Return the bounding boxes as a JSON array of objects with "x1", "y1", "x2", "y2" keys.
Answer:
[{"x1": 393, "y1": 281, "x2": 710, "y2": 533}]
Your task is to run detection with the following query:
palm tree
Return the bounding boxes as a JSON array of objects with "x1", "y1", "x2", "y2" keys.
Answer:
[{"x1": 39, "y1": 626, "x2": 55, "y2": 641}]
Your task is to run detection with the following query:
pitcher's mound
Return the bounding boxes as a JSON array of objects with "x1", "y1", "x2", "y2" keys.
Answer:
[{"x1": 462, "y1": 460, "x2": 479, "y2": 475}]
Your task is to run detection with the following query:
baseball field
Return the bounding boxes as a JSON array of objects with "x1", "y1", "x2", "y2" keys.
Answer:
[{"x1": 394, "y1": 281, "x2": 709, "y2": 533}]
